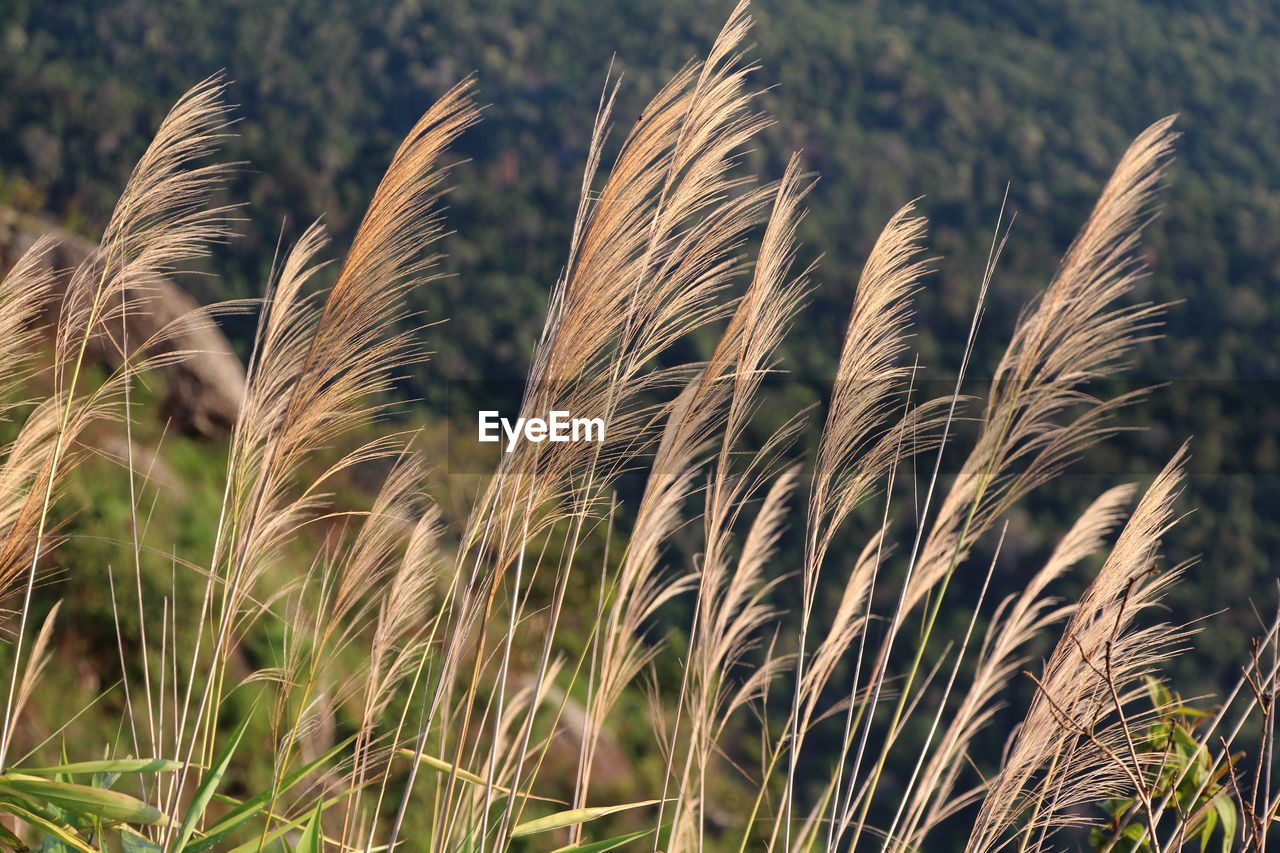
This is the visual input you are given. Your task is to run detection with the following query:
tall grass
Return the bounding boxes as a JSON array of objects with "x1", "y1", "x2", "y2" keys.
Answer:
[{"x1": 0, "y1": 3, "x2": 1275, "y2": 851}]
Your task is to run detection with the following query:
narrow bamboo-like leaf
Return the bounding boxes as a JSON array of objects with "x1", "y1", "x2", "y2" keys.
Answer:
[
  {"x1": 171, "y1": 711, "x2": 252, "y2": 852},
  {"x1": 395, "y1": 749, "x2": 565, "y2": 804},
  {"x1": 550, "y1": 826, "x2": 654, "y2": 852},
  {"x1": 19, "y1": 760, "x2": 181, "y2": 777},
  {"x1": 0, "y1": 801, "x2": 94, "y2": 853},
  {"x1": 293, "y1": 803, "x2": 324, "y2": 853},
  {"x1": 397, "y1": 749, "x2": 485, "y2": 786},
  {"x1": 511, "y1": 801, "x2": 659, "y2": 838},
  {"x1": 0, "y1": 776, "x2": 169, "y2": 826},
  {"x1": 120, "y1": 827, "x2": 162, "y2": 852}
]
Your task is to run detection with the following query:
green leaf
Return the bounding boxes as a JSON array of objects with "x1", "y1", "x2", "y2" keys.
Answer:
[
  {"x1": 1118, "y1": 822, "x2": 1153, "y2": 853},
  {"x1": 1213, "y1": 792, "x2": 1237, "y2": 853},
  {"x1": 1170, "y1": 706, "x2": 1213, "y2": 721},
  {"x1": 1198, "y1": 805, "x2": 1217, "y2": 851},
  {"x1": 171, "y1": 710, "x2": 253, "y2": 852},
  {"x1": 36, "y1": 838, "x2": 73, "y2": 853},
  {"x1": 0, "y1": 776, "x2": 169, "y2": 826},
  {"x1": 120, "y1": 828, "x2": 163, "y2": 852},
  {"x1": 293, "y1": 803, "x2": 324, "y2": 853},
  {"x1": 550, "y1": 826, "x2": 654, "y2": 852},
  {"x1": 1145, "y1": 676, "x2": 1173, "y2": 711},
  {"x1": 511, "y1": 801, "x2": 659, "y2": 838},
  {"x1": 18, "y1": 760, "x2": 181, "y2": 778}
]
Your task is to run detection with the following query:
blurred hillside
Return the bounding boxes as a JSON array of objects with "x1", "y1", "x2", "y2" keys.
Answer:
[{"x1": 1, "y1": 0, "x2": 1276, "y2": 686}]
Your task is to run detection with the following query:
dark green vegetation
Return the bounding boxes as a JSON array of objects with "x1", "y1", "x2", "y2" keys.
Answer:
[{"x1": 5, "y1": 0, "x2": 1280, "y2": 373}]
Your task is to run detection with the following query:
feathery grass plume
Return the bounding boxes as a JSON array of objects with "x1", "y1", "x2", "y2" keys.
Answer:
[
  {"x1": 0, "y1": 76, "x2": 235, "y2": 772},
  {"x1": 226, "y1": 79, "x2": 471, "y2": 644},
  {"x1": 292, "y1": 454, "x2": 424, "y2": 701},
  {"x1": 658, "y1": 155, "x2": 813, "y2": 850},
  {"x1": 574, "y1": 155, "x2": 814, "y2": 809},
  {"x1": 905, "y1": 117, "x2": 1178, "y2": 617},
  {"x1": 467, "y1": 0, "x2": 776, "y2": 565},
  {"x1": 218, "y1": 81, "x2": 476, "y2": 618},
  {"x1": 0, "y1": 238, "x2": 58, "y2": 407},
  {"x1": 0, "y1": 400, "x2": 65, "y2": 604},
  {"x1": 780, "y1": 200, "x2": 938, "y2": 838},
  {"x1": 967, "y1": 447, "x2": 1190, "y2": 852},
  {"x1": 343, "y1": 503, "x2": 444, "y2": 843},
  {"x1": 220, "y1": 221, "x2": 332, "y2": 604},
  {"x1": 795, "y1": 528, "x2": 887, "y2": 749},
  {"x1": 54, "y1": 75, "x2": 235, "y2": 391},
  {"x1": 573, "y1": 316, "x2": 765, "y2": 813},
  {"x1": 891, "y1": 484, "x2": 1134, "y2": 850},
  {"x1": 323, "y1": 456, "x2": 430, "y2": 660},
  {"x1": 9, "y1": 601, "x2": 61, "y2": 740},
  {"x1": 836, "y1": 118, "x2": 1176, "y2": 849},
  {"x1": 244, "y1": 454, "x2": 432, "y2": 842},
  {"x1": 362, "y1": 503, "x2": 444, "y2": 724},
  {"x1": 669, "y1": 466, "x2": 797, "y2": 849},
  {"x1": 0, "y1": 74, "x2": 233, "y2": 597},
  {"x1": 251, "y1": 453, "x2": 437, "y2": 850},
  {"x1": 426, "y1": 12, "x2": 802, "y2": 846},
  {"x1": 417, "y1": 11, "x2": 779, "y2": 817},
  {"x1": 714, "y1": 156, "x2": 813, "y2": 466},
  {"x1": 165, "y1": 81, "x2": 476, "y2": 841},
  {"x1": 0, "y1": 239, "x2": 61, "y2": 603},
  {"x1": 806, "y1": 204, "x2": 932, "y2": 567},
  {"x1": 574, "y1": 429, "x2": 700, "y2": 815}
]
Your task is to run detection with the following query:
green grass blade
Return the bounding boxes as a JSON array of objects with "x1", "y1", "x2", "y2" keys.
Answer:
[
  {"x1": 19, "y1": 760, "x2": 181, "y2": 777},
  {"x1": 396, "y1": 749, "x2": 566, "y2": 804},
  {"x1": 396, "y1": 749, "x2": 487, "y2": 787},
  {"x1": 0, "y1": 776, "x2": 169, "y2": 826},
  {"x1": 511, "y1": 801, "x2": 659, "y2": 839},
  {"x1": 170, "y1": 711, "x2": 252, "y2": 851},
  {"x1": 293, "y1": 804, "x2": 323, "y2": 853},
  {"x1": 121, "y1": 827, "x2": 163, "y2": 852}
]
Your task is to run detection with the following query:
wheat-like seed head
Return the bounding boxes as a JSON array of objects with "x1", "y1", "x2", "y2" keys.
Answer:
[{"x1": 967, "y1": 447, "x2": 1189, "y2": 852}]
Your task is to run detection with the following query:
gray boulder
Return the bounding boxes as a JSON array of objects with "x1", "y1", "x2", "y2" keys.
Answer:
[{"x1": 0, "y1": 207, "x2": 245, "y2": 438}]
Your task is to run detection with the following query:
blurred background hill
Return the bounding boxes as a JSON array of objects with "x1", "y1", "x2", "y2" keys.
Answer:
[{"x1": 0, "y1": 0, "x2": 1277, "y2": 789}]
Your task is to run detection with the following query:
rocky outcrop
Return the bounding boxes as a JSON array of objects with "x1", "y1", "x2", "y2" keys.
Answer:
[{"x1": 0, "y1": 207, "x2": 245, "y2": 438}]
